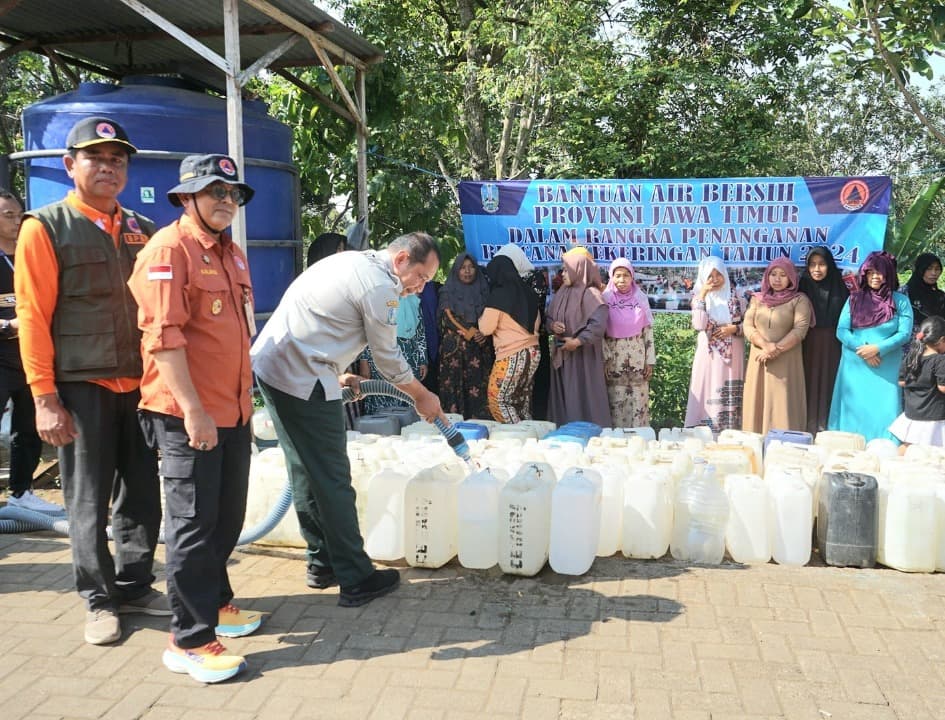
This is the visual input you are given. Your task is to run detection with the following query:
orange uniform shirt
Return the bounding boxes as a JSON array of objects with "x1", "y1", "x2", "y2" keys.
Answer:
[
  {"x1": 15, "y1": 191, "x2": 141, "y2": 397},
  {"x1": 128, "y1": 213, "x2": 253, "y2": 427}
]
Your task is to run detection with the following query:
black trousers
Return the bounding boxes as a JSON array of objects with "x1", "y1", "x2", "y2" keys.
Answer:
[
  {"x1": 0, "y1": 383, "x2": 42, "y2": 496},
  {"x1": 57, "y1": 382, "x2": 161, "y2": 611},
  {"x1": 139, "y1": 411, "x2": 250, "y2": 649}
]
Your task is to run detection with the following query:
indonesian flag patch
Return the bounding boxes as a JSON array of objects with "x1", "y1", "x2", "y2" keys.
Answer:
[{"x1": 148, "y1": 264, "x2": 173, "y2": 280}]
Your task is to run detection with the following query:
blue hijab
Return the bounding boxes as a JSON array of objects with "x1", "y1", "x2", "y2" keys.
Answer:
[{"x1": 396, "y1": 293, "x2": 421, "y2": 339}]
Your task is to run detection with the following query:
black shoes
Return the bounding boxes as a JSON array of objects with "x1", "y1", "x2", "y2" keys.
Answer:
[
  {"x1": 306, "y1": 565, "x2": 337, "y2": 590},
  {"x1": 338, "y1": 568, "x2": 400, "y2": 607}
]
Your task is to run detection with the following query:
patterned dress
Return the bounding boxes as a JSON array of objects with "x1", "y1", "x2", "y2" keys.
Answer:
[
  {"x1": 487, "y1": 345, "x2": 540, "y2": 424},
  {"x1": 603, "y1": 326, "x2": 655, "y2": 427},
  {"x1": 361, "y1": 312, "x2": 427, "y2": 415},
  {"x1": 437, "y1": 315, "x2": 493, "y2": 419}
]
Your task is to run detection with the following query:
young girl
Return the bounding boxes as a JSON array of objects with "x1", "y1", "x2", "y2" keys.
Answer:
[{"x1": 889, "y1": 316, "x2": 945, "y2": 451}]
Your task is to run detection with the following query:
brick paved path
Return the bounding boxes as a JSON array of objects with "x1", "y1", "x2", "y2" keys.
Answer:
[{"x1": 1, "y1": 531, "x2": 944, "y2": 720}]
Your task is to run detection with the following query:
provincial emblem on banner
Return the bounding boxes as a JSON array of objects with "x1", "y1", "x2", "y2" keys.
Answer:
[{"x1": 480, "y1": 183, "x2": 499, "y2": 214}]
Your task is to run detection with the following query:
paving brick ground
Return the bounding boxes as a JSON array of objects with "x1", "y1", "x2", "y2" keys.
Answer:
[{"x1": 1, "y1": 527, "x2": 944, "y2": 720}]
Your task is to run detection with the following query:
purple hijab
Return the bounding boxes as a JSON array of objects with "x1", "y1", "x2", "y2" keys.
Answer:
[
  {"x1": 754, "y1": 257, "x2": 801, "y2": 308},
  {"x1": 603, "y1": 258, "x2": 653, "y2": 338},
  {"x1": 849, "y1": 251, "x2": 899, "y2": 329}
]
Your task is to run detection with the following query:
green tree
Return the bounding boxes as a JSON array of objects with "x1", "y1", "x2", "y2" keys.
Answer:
[
  {"x1": 785, "y1": 0, "x2": 945, "y2": 144},
  {"x1": 609, "y1": 0, "x2": 823, "y2": 178},
  {"x1": 0, "y1": 52, "x2": 80, "y2": 193},
  {"x1": 772, "y1": 67, "x2": 945, "y2": 264},
  {"x1": 324, "y1": 0, "x2": 827, "y2": 253}
]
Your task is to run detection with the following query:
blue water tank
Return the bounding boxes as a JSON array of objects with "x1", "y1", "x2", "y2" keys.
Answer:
[{"x1": 20, "y1": 76, "x2": 300, "y2": 314}]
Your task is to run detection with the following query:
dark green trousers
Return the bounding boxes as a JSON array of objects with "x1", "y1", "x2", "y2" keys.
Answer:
[{"x1": 257, "y1": 378, "x2": 373, "y2": 587}]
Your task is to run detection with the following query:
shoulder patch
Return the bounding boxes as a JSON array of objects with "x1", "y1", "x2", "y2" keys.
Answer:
[{"x1": 148, "y1": 264, "x2": 173, "y2": 281}]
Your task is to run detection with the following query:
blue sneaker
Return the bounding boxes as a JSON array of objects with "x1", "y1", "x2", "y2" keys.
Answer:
[
  {"x1": 215, "y1": 603, "x2": 263, "y2": 638},
  {"x1": 162, "y1": 637, "x2": 246, "y2": 684}
]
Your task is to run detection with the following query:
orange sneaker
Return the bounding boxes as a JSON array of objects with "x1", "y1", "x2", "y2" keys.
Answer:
[
  {"x1": 162, "y1": 636, "x2": 246, "y2": 683},
  {"x1": 215, "y1": 603, "x2": 263, "y2": 638}
]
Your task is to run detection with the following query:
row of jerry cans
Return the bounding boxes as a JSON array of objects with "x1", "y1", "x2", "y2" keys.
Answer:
[
  {"x1": 247, "y1": 409, "x2": 945, "y2": 572},
  {"x1": 364, "y1": 462, "x2": 607, "y2": 575},
  {"x1": 363, "y1": 451, "x2": 945, "y2": 575},
  {"x1": 359, "y1": 457, "x2": 806, "y2": 574}
]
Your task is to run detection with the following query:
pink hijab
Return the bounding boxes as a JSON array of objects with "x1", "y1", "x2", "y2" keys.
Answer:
[
  {"x1": 603, "y1": 258, "x2": 653, "y2": 338},
  {"x1": 755, "y1": 257, "x2": 801, "y2": 308}
]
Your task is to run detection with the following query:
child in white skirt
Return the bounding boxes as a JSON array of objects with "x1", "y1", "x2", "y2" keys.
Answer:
[{"x1": 889, "y1": 315, "x2": 945, "y2": 452}]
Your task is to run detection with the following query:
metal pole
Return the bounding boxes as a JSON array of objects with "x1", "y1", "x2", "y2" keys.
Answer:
[{"x1": 223, "y1": 0, "x2": 247, "y2": 251}]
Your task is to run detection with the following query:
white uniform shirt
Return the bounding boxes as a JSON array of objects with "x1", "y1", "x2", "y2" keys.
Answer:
[{"x1": 251, "y1": 250, "x2": 413, "y2": 401}]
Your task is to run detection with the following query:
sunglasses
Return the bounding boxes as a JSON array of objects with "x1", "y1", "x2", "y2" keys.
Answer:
[{"x1": 205, "y1": 184, "x2": 246, "y2": 205}]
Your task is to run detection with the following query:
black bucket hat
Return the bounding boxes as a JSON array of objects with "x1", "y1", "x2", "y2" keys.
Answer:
[
  {"x1": 167, "y1": 154, "x2": 255, "y2": 207},
  {"x1": 66, "y1": 116, "x2": 138, "y2": 155}
]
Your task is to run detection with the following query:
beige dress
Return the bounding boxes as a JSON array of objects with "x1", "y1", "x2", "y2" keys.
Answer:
[{"x1": 742, "y1": 295, "x2": 812, "y2": 435}]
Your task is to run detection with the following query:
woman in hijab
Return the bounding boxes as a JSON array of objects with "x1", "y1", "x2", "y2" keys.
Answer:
[
  {"x1": 359, "y1": 292, "x2": 428, "y2": 415},
  {"x1": 437, "y1": 252, "x2": 493, "y2": 418},
  {"x1": 478, "y1": 255, "x2": 540, "y2": 423},
  {"x1": 527, "y1": 267, "x2": 552, "y2": 421},
  {"x1": 495, "y1": 242, "x2": 552, "y2": 419},
  {"x1": 306, "y1": 232, "x2": 347, "y2": 267},
  {"x1": 685, "y1": 256, "x2": 746, "y2": 431},
  {"x1": 903, "y1": 252, "x2": 945, "y2": 325},
  {"x1": 798, "y1": 246, "x2": 849, "y2": 434},
  {"x1": 494, "y1": 242, "x2": 534, "y2": 277},
  {"x1": 829, "y1": 251, "x2": 913, "y2": 441},
  {"x1": 546, "y1": 248, "x2": 611, "y2": 426},
  {"x1": 603, "y1": 258, "x2": 655, "y2": 427},
  {"x1": 742, "y1": 257, "x2": 813, "y2": 435}
]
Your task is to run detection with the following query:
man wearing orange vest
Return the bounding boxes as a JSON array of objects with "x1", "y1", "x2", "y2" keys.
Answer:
[{"x1": 15, "y1": 117, "x2": 168, "y2": 646}]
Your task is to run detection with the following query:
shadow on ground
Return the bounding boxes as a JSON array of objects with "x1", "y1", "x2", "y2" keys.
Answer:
[{"x1": 235, "y1": 551, "x2": 750, "y2": 679}]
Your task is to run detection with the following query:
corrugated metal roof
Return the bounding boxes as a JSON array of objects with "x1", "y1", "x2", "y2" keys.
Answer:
[{"x1": 0, "y1": 0, "x2": 383, "y2": 91}]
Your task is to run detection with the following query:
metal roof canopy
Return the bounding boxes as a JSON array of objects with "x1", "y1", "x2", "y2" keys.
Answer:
[{"x1": 0, "y1": 0, "x2": 384, "y2": 249}]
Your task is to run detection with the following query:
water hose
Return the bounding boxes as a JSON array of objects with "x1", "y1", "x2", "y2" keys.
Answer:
[
  {"x1": 343, "y1": 380, "x2": 472, "y2": 463},
  {"x1": 0, "y1": 380, "x2": 471, "y2": 542}
]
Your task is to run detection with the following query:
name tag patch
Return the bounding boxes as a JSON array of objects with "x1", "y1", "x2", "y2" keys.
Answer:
[
  {"x1": 123, "y1": 233, "x2": 149, "y2": 245},
  {"x1": 148, "y1": 264, "x2": 173, "y2": 280},
  {"x1": 199, "y1": 268, "x2": 219, "y2": 276}
]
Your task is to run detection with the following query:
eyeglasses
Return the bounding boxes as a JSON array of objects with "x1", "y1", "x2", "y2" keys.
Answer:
[
  {"x1": 415, "y1": 269, "x2": 432, "y2": 286},
  {"x1": 205, "y1": 185, "x2": 246, "y2": 204}
]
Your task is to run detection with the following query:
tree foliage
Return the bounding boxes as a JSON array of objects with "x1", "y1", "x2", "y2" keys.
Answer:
[
  {"x1": 786, "y1": 0, "x2": 945, "y2": 144},
  {"x1": 0, "y1": 53, "x2": 82, "y2": 193}
]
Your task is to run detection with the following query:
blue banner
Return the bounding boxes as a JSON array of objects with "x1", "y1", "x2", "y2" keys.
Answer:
[{"x1": 459, "y1": 177, "x2": 892, "y2": 270}]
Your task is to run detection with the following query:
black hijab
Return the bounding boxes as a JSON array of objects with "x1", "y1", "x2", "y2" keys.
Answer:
[
  {"x1": 485, "y1": 255, "x2": 539, "y2": 333},
  {"x1": 798, "y1": 245, "x2": 848, "y2": 328},
  {"x1": 437, "y1": 252, "x2": 490, "y2": 325},
  {"x1": 905, "y1": 252, "x2": 945, "y2": 323},
  {"x1": 306, "y1": 232, "x2": 347, "y2": 267}
]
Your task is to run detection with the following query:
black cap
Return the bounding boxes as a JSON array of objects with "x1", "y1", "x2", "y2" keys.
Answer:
[
  {"x1": 66, "y1": 116, "x2": 137, "y2": 154},
  {"x1": 166, "y1": 154, "x2": 255, "y2": 207}
]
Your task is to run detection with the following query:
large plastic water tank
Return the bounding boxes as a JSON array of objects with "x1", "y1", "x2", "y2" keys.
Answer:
[{"x1": 19, "y1": 76, "x2": 300, "y2": 315}]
